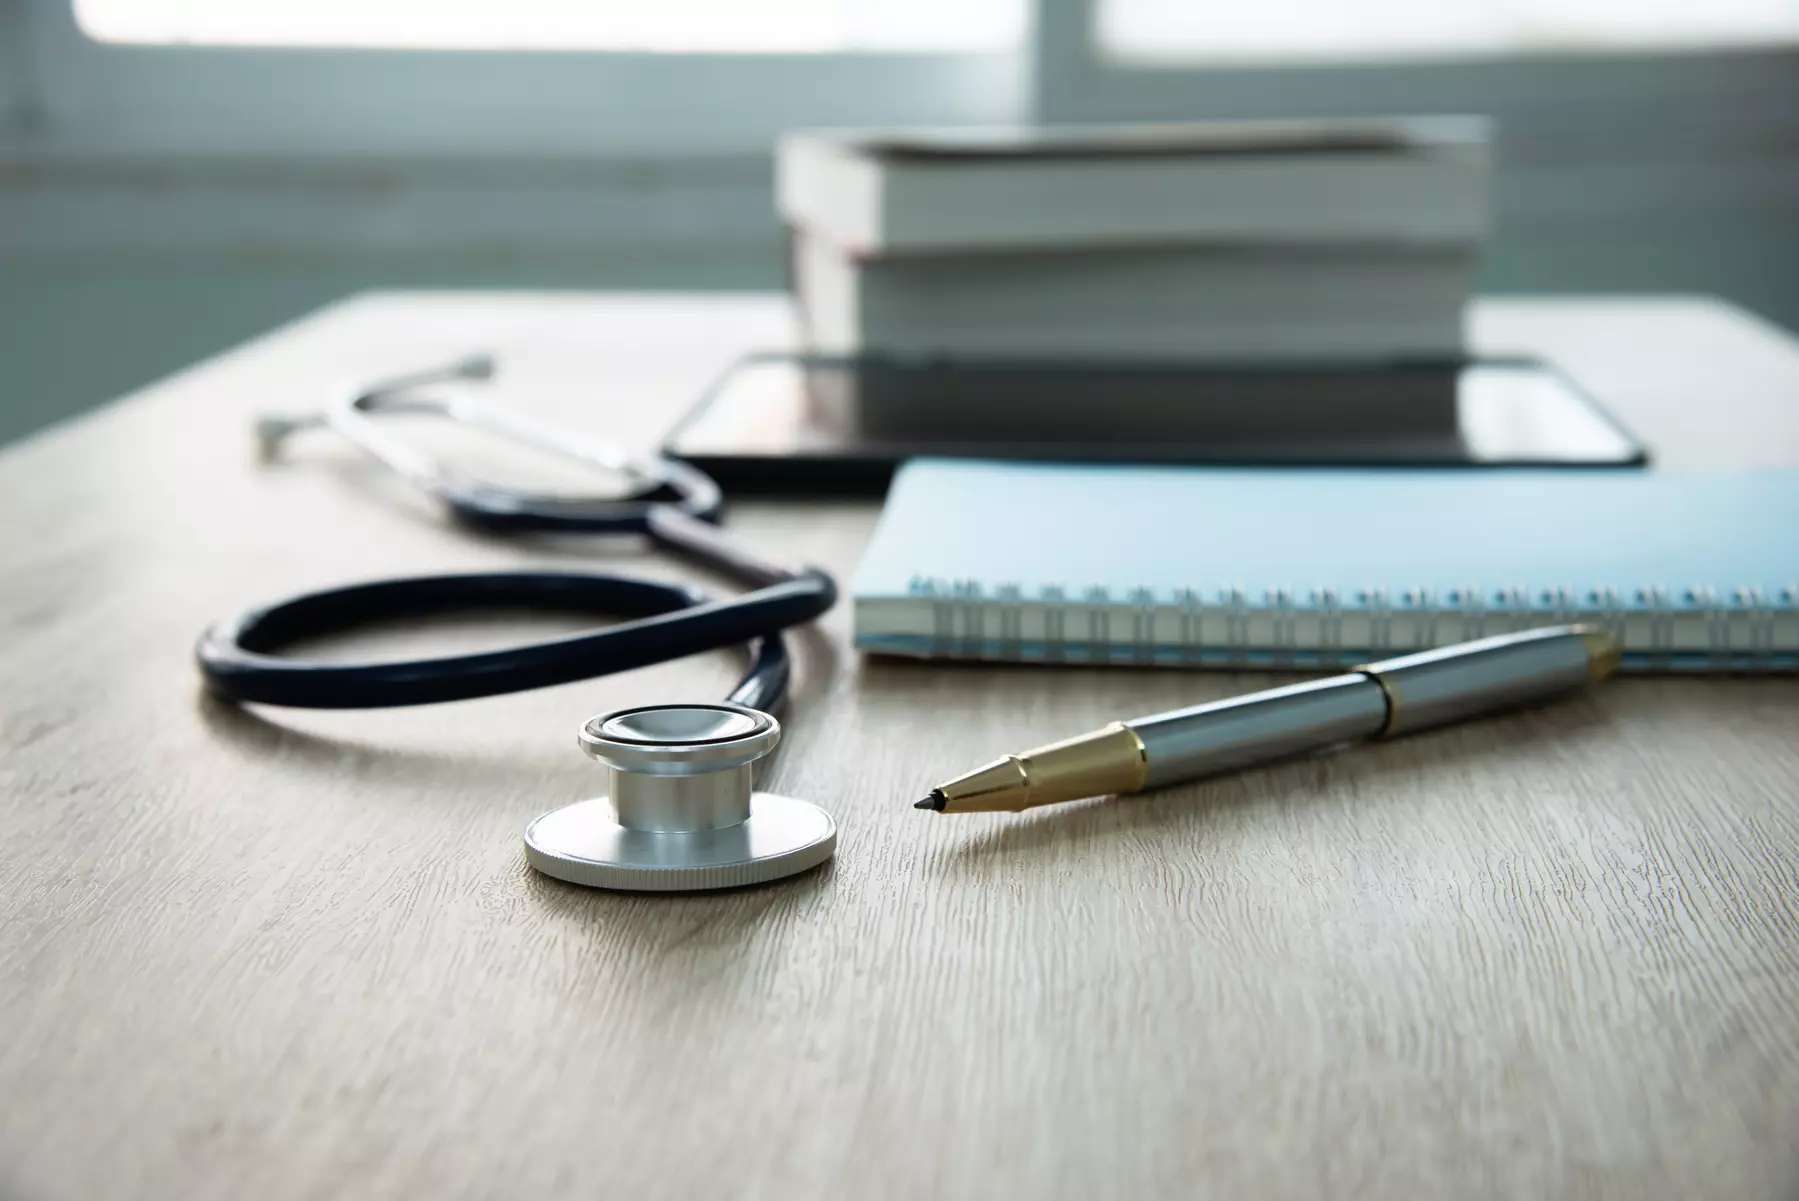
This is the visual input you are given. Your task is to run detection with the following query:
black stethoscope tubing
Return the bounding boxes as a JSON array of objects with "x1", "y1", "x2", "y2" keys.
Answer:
[{"x1": 194, "y1": 359, "x2": 836, "y2": 711}]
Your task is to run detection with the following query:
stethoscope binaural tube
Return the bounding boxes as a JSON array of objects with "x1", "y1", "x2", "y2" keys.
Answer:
[{"x1": 196, "y1": 359, "x2": 835, "y2": 711}]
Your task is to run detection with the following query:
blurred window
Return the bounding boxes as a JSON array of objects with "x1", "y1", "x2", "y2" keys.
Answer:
[
  {"x1": 32, "y1": 0, "x2": 1028, "y2": 161},
  {"x1": 1099, "y1": 0, "x2": 1799, "y2": 64},
  {"x1": 17, "y1": 0, "x2": 1797, "y2": 265},
  {"x1": 74, "y1": 0, "x2": 1027, "y2": 53}
]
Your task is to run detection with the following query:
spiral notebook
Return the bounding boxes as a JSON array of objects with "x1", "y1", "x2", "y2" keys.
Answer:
[{"x1": 852, "y1": 460, "x2": 1799, "y2": 672}]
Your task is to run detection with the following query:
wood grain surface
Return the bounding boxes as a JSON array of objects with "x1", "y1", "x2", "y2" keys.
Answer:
[{"x1": 2, "y1": 293, "x2": 1797, "y2": 1201}]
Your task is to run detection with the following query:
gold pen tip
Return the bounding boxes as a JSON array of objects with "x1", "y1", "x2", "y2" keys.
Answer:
[{"x1": 914, "y1": 791, "x2": 946, "y2": 811}]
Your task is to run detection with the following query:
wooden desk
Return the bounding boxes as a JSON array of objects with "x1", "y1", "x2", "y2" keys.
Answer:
[{"x1": 3, "y1": 294, "x2": 1797, "y2": 1200}]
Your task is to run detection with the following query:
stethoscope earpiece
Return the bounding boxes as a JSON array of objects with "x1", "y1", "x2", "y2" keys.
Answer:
[{"x1": 524, "y1": 703, "x2": 836, "y2": 891}]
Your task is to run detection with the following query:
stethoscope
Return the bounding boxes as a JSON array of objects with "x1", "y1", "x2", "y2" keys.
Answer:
[{"x1": 198, "y1": 356, "x2": 839, "y2": 891}]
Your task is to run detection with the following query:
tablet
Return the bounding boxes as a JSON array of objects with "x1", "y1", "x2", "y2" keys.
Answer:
[{"x1": 663, "y1": 355, "x2": 1647, "y2": 495}]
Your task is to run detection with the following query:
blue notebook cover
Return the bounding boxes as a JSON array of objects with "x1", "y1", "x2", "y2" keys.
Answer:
[{"x1": 852, "y1": 460, "x2": 1799, "y2": 672}]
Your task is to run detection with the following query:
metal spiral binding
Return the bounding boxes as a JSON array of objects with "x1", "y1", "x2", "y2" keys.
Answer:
[
  {"x1": 1406, "y1": 587, "x2": 1439, "y2": 650},
  {"x1": 1270, "y1": 588, "x2": 1297, "y2": 667},
  {"x1": 1313, "y1": 587, "x2": 1344, "y2": 664},
  {"x1": 897, "y1": 577, "x2": 1799, "y2": 670},
  {"x1": 1546, "y1": 586, "x2": 1577, "y2": 626},
  {"x1": 952, "y1": 579, "x2": 983, "y2": 658},
  {"x1": 1178, "y1": 588, "x2": 1204, "y2": 665},
  {"x1": 1129, "y1": 587, "x2": 1158, "y2": 664},
  {"x1": 1739, "y1": 587, "x2": 1772, "y2": 669},
  {"x1": 995, "y1": 584, "x2": 1024, "y2": 661},
  {"x1": 911, "y1": 576, "x2": 952, "y2": 657},
  {"x1": 1589, "y1": 586, "x2": 1624, "y2": 647},
  {"x1": 1689, "y1": 585, "x2": 1724, "y2": 668},
  {"x1": 1640, "y1": 585, "x2": 1674, "y2": 668},
  {"x1": 1450, "y1": 586, "x2": 1485, "y2": 640},
  {"x1": 1042, "y1": 585, "x2": 1066, "y2": 663},
  {"x1": 1782, "y1": 586, "x2": 1799, "y2": 667},
  {"x1": 1083, "y1": 586, "x2": 1111, "y2": 664},
  {"x1": 1224, "y1": 586, "x2": 1249, "y2": 664},
  {"x1": 1361, "y1": 588, "x2": 1393, "y2": 655},
  {"x1": 1497, "y1": 586, "x2": 1531, "y2": 633}
]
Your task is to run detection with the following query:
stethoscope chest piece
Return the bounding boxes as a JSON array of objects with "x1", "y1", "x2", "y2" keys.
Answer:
[{"x1": 524, "y1": 703, "x2": 836, "y2": 891}]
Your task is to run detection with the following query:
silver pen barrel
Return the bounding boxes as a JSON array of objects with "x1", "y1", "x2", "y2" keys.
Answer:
[
  {"x1": 920, "y1": 625, "x2": 1620, "y2": 814},
  {"x1": 1359, "y1": 626, "x2": 1616, "y2": 735},
  {"x1": 1125, "y1": 625, "x2": 1619, "y2": 790},
  {"x1": 1127, "y1": 675, "x2": 1388, "y2": 788}
]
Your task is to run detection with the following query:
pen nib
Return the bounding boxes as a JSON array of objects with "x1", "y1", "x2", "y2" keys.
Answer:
[{"x1": 914, "y1": 791, "x2": 946, "y2": 811}]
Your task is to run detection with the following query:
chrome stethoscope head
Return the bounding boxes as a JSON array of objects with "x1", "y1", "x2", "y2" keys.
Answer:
[{"x1": 525, "y1": 702, "x2": 837, "y2": 891}]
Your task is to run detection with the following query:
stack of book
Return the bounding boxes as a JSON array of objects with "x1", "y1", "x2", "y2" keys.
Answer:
[{"x1": 776, "y1": 117, "x2": 1491, "y2": 363}]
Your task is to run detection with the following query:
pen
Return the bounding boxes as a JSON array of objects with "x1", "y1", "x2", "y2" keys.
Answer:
[{"x1": 915, "y1": 624, "x2": 1620, "y2": 814}]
